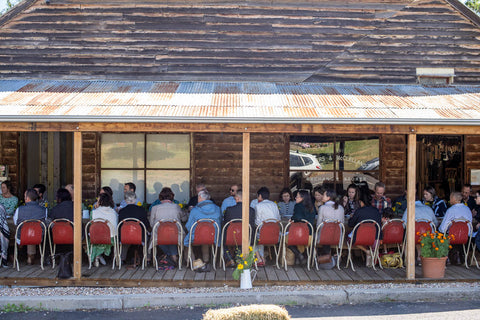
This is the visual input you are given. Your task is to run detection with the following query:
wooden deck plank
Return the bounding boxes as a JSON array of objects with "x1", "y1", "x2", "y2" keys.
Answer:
[
  {"x1": 183, "y1": 269, "x2": 196, "y2": 281},
  {"x1": 214, "y1": 268, "x2": 226, "y2": 282},
  {"x1": 256, "y1": 266, "x2": 268, "y2": 281},
  {"x1": 193, "y1": 270, "x2": 206, "y2": 281},
  {"x1": 152, "y1": 269, "x2": 168, "y2": 280},
  {"x1": 331, "y1": 267, "x2": 353, "y2": 281},
  {"x1": 119, "y1": 267, "x2": 139, "y2": 280},
  {"x1": 172, "y1": 268, "x2": 187, "y2": 281},
  {"x1": 323, "y1": 268, "x2": 342, "y2": 281},
  {"x1": 139, "y1": 267, "x2": 157, "y2": 280},
  {"x1": 130, "y1": 267, "x2": 150, "y2": 280},
  {"x1": 264, "y1": 265, "x2": 279, "y2": 281},
  {"x1": 294, "y1": 266, "x2": 311, "y2": 281},
  {"x1": 341, "y1": 267, "x2": 360, "y2": 281},
  {"x1": 274, "y1": 267, "x2": 289, "y2": 281},
  {"x1": 162, "y1": 268, "x2": 177, "y2": 281},
  {"x1": 350, "y1": 267, "x2": 375, "y2": 281},
  {"x1": 108, "y1": 267, "x2": 129, "y2": 280},
  {"x1": 306, "y1": 267, "x2": 321, "y2": 281}
]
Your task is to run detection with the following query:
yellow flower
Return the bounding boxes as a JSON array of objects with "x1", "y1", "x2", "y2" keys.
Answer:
[
  {"x1": 421, "y1": 243, "x2": 424, "y2": 247},
  {"x1": 239, "y1": 254, "x2": 243, "y2": 258},
  {"x1": 137, "y1": 201, "x2": 142, "y2": 206},
  {"x1": 249, "y1": 246, "x2": 253, "y2": 252},
  {"x1": 244, "y1": 261, "x2": 248, "y2": 265},
  {"x1": 238, "y1": 264, "x2": 244, "y2": 270},
  {"x1": 44, "y1": 203, "x2": 48, "y2": 208}
]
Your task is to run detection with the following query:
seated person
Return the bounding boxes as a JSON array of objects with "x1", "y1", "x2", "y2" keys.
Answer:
[
  {"x1": 438, "y1": 191, "x2": 472, "y2": 234},
  {"x1": 118, "y1": 191, "x2": 150, "y2": 265},
  {"x1": 149, "y1": 187, "x2": 183, "y2": 266},
  {"x1": 90, "y1": 193, "x2": 117, "y2": 267},
  {"x1": 13, "y1": 188, "x2": 47, "y2": 265},
  {"x1": 278, "y1": 187, "x2": 295, "y2": 219},
  {"x1": 422, "y1": 186, "x2": 447, "y2": 217},
  {"x1": 221, "y1": 184, "x2": 240, "y2": 214},
  {"x1": 0, "y1": 181, "x2": 19, "y2": 217},
  {"x1": 117, "y1": 182, "x2": 142, "y2": 212},
  {"x1": 289, "y1": 189, "x2": 316, "y2": 265},
  {"x1": 0, "y1": 204, "x2": 10, "y2": 267},
  {"x1": 33, "y1": 183, "x2": 48, "y2": 209},
  {"x1": 49, "y1": 188, "x2": 73, "y2": 222},
  {"x1": 184, "y1": 189, "x2": 221, "y2": 269},
  {"x1": 348, "y1": 190, "x2": 382, "y2": 268},
  {"x1": 223, "y1": 189, "x2": 255, "y2": 267},
  {"x1": 254, "y1": 186, "x2": 281, "y2": 266}
]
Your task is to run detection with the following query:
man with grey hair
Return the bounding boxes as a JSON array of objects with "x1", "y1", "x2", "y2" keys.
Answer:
[
  {"x1": 184, "y1": 189, "x2": 221, "y2": 270},
  {"x1": 438, "y1": 191, "x2": 472, "y2": 233},
  {"x1": 118, "y1": 191, "x2": 150, "y2": 265}
]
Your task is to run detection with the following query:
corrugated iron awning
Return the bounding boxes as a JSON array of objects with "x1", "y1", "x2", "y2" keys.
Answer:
[{"x1": 1, "y1": 80, "x2": 480, "y2": 125}]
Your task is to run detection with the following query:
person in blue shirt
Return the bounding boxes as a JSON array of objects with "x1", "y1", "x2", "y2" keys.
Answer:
[{"x1": 221, "y1": 184, "x2": 239, "y2": 214}]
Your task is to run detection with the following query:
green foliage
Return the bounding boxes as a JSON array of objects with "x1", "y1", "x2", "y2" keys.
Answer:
[
  {"x1": 0, "y1": 303, "x2": 44, "y2": 313},
  {"x1": 232, "y1": 246, "x2": 256, "y2": 281},
  {"x1": 419, "y1": 231, "x2": 451, "y2": 258},
  {"x1": 466, "y1": 0, "x2": 480, "y2": 13},
  {"x1": 203, "y1": 304, "x2": 291, "y2": 320}
]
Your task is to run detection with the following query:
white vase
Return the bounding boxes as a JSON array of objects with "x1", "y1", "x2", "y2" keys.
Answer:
[{"x1": 240, "y1": 269, "x2": 252, "y2": 289}]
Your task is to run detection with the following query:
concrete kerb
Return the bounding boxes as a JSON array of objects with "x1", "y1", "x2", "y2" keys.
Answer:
[{"x1": 1, "y1": 287, "x2": 479, "y2": 311}]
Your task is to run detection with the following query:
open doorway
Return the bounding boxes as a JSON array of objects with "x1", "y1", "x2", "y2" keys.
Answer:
[{"x1": 416, "y1": 135, "x2": 463, "y2": 201}]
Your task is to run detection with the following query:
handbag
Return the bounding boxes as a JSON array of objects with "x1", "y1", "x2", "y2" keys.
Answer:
[
  {"x1": 380, "y1": 252, "x2": 403, "y2": 269},
  {"x1": 57, "y1": 252, "x2": 73, "y2": 279}
]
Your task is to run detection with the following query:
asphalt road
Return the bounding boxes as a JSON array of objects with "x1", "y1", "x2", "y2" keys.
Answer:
[{"x1": 1, "y1": 300, "x2": 479, "y2": 320}]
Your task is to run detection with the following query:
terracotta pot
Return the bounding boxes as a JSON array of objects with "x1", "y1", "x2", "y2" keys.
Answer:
[{"x1": 421, "y1": 256, "x2": 447, "y2": 278}]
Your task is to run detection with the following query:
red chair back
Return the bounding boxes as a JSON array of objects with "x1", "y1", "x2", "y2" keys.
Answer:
[
  {"x1": 156, "y1": 222, "x2": 179, "y2": 246},
  {"x1": 89, "y1": 221, "x2": 112, "y2": 245},
  {"x1": 225, "y1": 222, "x2": 242, "y2": 246},
  {"x1": 448, "y1": 221, "x2": 469, "y2": 245},
  {"x1": 353, "y1": 222, "x2": 376, "y2": 247},
  {"x1": 382, "y1": 220, "x2": 404, "y2": 245},
  {"x1": 52, "y1": 221, "x2": 74, "y2": 245},
  {"x1": 286, "y1": 222, "x2": 310, "y2": 246},
  {"x1": 317, "y1": 222, "x2": 341, "y2": 246},
  {"x1": 120, "y1": 221, "x2": 143, "y2": 245},
  {"x1": 415, "y1": 221, "x2": 433, "y2": 243},
  {"x1": 258, "y1": 222, "x2": 280, "y2": 245},
  {"x1": 20, "y1": 221, "x2": 43, "y2": 245},
  {"x1": 193, "y1": 221, "x2": 216, "y2": 245}
]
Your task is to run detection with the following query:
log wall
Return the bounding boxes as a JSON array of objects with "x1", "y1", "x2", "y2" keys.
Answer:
[
  {"x1": 193, "y1": 133, "x2": 287, "y2": 203},
  {"x1": 382, "y1": 134, "x2": 407, "y2": 199},
  {"x1": 465, "y1": 135, "x2": 480, "y2": 186},
  {"x1": 0, "y1": 132, "x2": 19, "y2": 195},
  {"x1": 81, "y1": 132, "x2": 99, "y2": 200}
]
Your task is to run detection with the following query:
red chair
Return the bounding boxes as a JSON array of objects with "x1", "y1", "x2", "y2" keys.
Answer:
[
  {"x1": 151, "y1": 219, "x2": 184, "y2": 270},
  {"x1": 117, "y1": 218, "x2": 148, "y2": 270},
  {"x1": 382, "y1": 219, "x2": 406, "y2": 257},
  {"x1": 220, "y1": 219, "x2": 252, "y2": 271},
  {"x1": 314, "y1": 220, "x2": 345, "y2": 270},
  {"x1": 253, "y1": 219, "x2": 283, "y2": 269},
  {"x1": 85, "y1": 219, "x2": 117, "y2": 269},
  {"x1": 48, "y1": 219, "x2": 74, "y2": 268},
  {"x1": 282, "y1": 220, "x2": 313, "y2": 271},
  {"x1": 186, "y1": 218, "x2": 220, "y2": 270},
  {"x1": 13, "y1": 219, "x2": 47, "y2": 271},
  {"x1": 446, "y1": 219, "x2": 472, "y2": 269},
  {"x1": 415, "y1": 220, "x2": 436, "y2": 244},
  {"x1": 345, "y1": 219, "x2": 381, "y2": 271}
]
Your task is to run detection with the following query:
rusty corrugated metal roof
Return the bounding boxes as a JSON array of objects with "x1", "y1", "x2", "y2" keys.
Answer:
[{"x1": 0, "y1": 80, "x2": 480, "y2": 124}]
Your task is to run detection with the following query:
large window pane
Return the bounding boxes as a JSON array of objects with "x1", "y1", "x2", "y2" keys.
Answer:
[
  {"x1": 101, "y1": 170, "x2": 145, "y2": 205},
  {"x1": 290, "y1": 171, "x2": 334, "y2": 191},
  {"x1": 337, "y1": 171, "x2": 379, "y2": 192},
  {"x1": 336, "y1": 139, "x2": 379, "y2": 170},
  {"x1": 290, "y1": 142, "x2": 334, "y2": 170},
  {"x1": 146, "y1": 170, "x2": 190, "y2": 204},
  {"x1": 146, "y1": 134, "x2": 190, "y2": 168},
  {"x1": 101, "y1": 134, "x2": 145, "y2": 168}
]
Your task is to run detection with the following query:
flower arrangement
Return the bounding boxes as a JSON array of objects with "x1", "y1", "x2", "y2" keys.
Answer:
[
  {"x1": 232, "y1": 246, "x2": 257, "y2": 280},
  {"x1": 418, "y1": 231, "x2": 453, "y2": 258}
]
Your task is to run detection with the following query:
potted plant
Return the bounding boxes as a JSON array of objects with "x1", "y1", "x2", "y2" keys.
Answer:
[
  {"x1": 417, "y1": 231, "x2": 454, "y2": 278},
  {"x1": 232, "y1": 246, "x2": 257, "y2": 289}
]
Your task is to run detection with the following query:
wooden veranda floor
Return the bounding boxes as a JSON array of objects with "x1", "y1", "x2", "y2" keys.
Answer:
[{"x1": 1, "y1": 261, "x2": 480, "y2": 287}]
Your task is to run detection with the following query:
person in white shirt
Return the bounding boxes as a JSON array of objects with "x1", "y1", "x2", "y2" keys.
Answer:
[{"x1": 254, "y1": 187, "x2": 280, "y2": 266}]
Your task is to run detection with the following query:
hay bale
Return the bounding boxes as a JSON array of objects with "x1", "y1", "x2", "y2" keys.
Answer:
[{"x1": 202, "y1": 304, "x2": 290, "y2": 320}]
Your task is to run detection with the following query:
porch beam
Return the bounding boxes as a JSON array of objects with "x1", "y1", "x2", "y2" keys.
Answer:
[
  {"x1": 73, "y1": 131, "x2": 82, "y2": 279},
  {"x1": 242, "y1": 132, "x2": 250, "y2": 257},
  {"x1": 406, "y1": 133, "x2": 417, "y2": 280},
  {"x1": 2, "y1": 122, "x2": 480, "y2": 135}
]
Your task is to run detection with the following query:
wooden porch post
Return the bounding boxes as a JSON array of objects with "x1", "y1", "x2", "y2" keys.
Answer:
[
  {"x1": 242, "y1": 132, "x2": 250, "y2": 257},
  {"x1": 73, "y1": 131, "x2": 82, "y2": 279},
  {"x1": 406, "y1": 133, "x2": 416, "y2": 279}
]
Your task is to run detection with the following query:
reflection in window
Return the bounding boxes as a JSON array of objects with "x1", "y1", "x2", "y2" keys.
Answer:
[
  {"x1": 290, "y1": 136, "x2": 379, "y2": 194},
  {"x1": 101, "y1": 134, "x2": 190, "y2": 204}
]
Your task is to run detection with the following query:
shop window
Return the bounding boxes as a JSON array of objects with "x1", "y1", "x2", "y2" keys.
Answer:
[
  {"x1": 290, "y1": 136, "x2": 379, "y2": 194},
  {"x1": 101, "y1": 133, "x2": 190, "y2": 205}
]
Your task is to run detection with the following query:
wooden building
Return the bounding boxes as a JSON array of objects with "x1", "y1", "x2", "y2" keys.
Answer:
[{"x1": 1, "y1": 0, "x2": 480, "y2": 282}]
